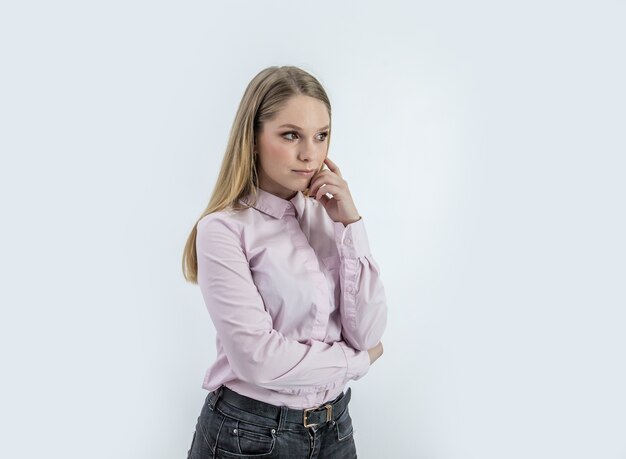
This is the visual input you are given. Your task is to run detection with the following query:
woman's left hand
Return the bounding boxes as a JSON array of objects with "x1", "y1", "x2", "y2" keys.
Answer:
[{"x1": 308, "y1": 157, "x2": 361, "y2": 226}]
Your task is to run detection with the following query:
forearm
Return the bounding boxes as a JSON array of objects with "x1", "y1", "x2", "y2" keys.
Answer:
[
  {"x1": 333, "y1": 218, "x2": 388, "y2": 351},
  {"x1": 217, "y1": 328, "x2": 370, "y2": 395}
]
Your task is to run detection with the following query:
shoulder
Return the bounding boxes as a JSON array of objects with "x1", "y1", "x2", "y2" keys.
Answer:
[
  {"x1": 196, "y1": 208, "x2": 247, "y2": 244},
  {"x1": 198, "y1": 208, "x2": 237, "y2": 227}
]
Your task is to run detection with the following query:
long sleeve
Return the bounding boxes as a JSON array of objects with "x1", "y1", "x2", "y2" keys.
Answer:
[
  {"x1": 333, "y1": 217, "x2": 388, "y2": 351},
  {"x1": 196, "y1": 215, "x2": 370, "y2": 396}
]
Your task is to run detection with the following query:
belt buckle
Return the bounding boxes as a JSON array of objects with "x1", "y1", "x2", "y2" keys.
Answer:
[{"x1": 303, "y1": 403, "x2": 333, "y2": 428}]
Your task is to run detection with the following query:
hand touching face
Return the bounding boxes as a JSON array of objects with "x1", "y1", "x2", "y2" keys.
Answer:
[{"x1": 308, "y1": 157, "x2": 361, "y2": 226}]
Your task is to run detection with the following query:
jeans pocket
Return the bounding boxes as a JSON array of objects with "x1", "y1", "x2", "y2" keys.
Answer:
[
  {"x1": 215, "y1": 415, "x2": 277, "y2": 457},
  {"x1": 334, "y1": 406, "x2": 354, "y2": 442}
]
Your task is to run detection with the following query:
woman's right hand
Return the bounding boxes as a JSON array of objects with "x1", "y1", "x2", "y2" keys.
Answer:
[{"x1": 367, "y1": 341, "x2": 384, "y2": 364}]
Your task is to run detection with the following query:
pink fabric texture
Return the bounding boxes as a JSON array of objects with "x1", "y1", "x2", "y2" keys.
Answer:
[{"x1": 195, "y1": 187, "x2": 388, "y2": 409}]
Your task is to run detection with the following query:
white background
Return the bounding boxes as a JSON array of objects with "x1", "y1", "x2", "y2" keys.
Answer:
[{"x1": 1, "y1": 1, "x2": 625, "y2": 458}]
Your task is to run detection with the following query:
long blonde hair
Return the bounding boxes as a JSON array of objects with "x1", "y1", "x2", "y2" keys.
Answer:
[{"x1": 182, "y1": 65, "x2": 333, "y2": 283}]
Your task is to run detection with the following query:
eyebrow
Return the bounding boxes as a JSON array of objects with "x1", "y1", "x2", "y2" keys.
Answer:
[{"x1": 277, "y1": 124, "x2": 330, "y2": 131}]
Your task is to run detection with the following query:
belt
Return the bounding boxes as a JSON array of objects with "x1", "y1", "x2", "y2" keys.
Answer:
[{"x1": 216, "y1": 385, "x2": 352, "y2": 428}]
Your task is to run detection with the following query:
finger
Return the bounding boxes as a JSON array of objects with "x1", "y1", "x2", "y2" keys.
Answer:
[
  {"x1": 323, "y1": 157, "x2": 342, "y2": 178},
  {"x1": 311, "y1": 178, "x2": 342, "y2": 200},
  {"x1": 313, "y1": 183, "x2": 329, "y2": 200},
  {"x1": 309, "y1": 169, "x2": 331, "y2": 188},
  {"x1": 309, "y1": 172, "x2": 339, "y2": 197},
  {"x1": 318, "y1": 193, "x2": 331, "y2": 207},
  {"x1": 315, "y1": 183, "x2": 341, "y2": 201}
]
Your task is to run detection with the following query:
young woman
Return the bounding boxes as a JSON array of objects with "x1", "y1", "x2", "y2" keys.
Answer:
[{"x1": 182, "y1": 65, "x2": 388, "y2": 458}]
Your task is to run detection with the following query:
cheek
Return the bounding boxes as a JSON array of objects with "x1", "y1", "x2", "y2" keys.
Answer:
[{"x1": 262, "y1": 143, "x2": 293, "y2": 167}]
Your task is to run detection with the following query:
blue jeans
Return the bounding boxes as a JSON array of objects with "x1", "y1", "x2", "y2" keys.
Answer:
[{"x1": 187, "y1": 385, "x2": 358, "y2": 458}]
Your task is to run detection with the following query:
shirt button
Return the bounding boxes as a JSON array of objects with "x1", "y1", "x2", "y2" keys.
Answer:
[{"x1": 345, "y1": 238, "x2": 351, "y2": 245}]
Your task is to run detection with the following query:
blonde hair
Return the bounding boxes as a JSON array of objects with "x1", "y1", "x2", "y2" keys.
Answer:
[{"x1": 182, "y1": 65, "x2": 333, "y2": 283}]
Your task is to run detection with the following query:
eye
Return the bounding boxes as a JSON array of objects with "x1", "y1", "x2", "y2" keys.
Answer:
[
  {"x1": 281, "y1": 131, "x2": 329, "y2": 141},
  {"x1": 282, "y1": 131, "x2": 299, "y2": 141},
  {"x1": 318, "y1": 131, "x2": 329, "y2": 141}
]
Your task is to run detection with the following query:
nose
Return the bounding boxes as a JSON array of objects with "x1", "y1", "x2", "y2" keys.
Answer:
[{"x1": 298, "y1": 138, "x2": 320, "y2": 163}]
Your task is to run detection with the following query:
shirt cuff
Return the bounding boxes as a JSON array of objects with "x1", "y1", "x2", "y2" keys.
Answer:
[
  {"x1": 333, "y1": 217, "x2": 371, "y2": 259},
  {"x1": 338, "y1": 341, "x2": 370, "y2": 381}
]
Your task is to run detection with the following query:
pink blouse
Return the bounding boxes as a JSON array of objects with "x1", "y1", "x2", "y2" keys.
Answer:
[{"x1": 195, "y1": 187, "x2": 388, "y2": 409}]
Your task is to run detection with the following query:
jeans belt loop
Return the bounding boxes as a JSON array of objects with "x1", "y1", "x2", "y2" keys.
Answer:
[{"x1": 209, "y1": 385, "x2": 224, "y2": 409}]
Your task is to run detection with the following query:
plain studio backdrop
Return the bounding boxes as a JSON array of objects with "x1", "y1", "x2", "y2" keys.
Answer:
[{"x1": 1, "y1": 1, "x2": 624, "y2": 458}]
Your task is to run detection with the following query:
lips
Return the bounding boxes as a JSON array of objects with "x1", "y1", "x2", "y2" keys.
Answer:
[{"x1": 292, "y1": 170, "x2": 315, "y2": 178}]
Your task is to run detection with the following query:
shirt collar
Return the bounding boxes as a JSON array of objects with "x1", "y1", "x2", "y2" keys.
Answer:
[{"x1": 239, "y1": 188, "x2": 306, "y2": 220}]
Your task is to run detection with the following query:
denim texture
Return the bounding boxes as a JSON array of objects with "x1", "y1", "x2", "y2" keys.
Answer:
[{"x1": 187, "y1": 386, "x2": 358, "y2": 458}]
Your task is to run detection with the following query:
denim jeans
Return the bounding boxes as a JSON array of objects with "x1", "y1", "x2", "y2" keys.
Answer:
[{"x1": 187, "y1": 385, "x2": 358, "y2": 458}]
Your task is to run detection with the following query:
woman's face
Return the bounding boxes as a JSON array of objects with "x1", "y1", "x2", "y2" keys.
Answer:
[{"x1": 255, "y1": 95, "x2": 330, "y2": 200}]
